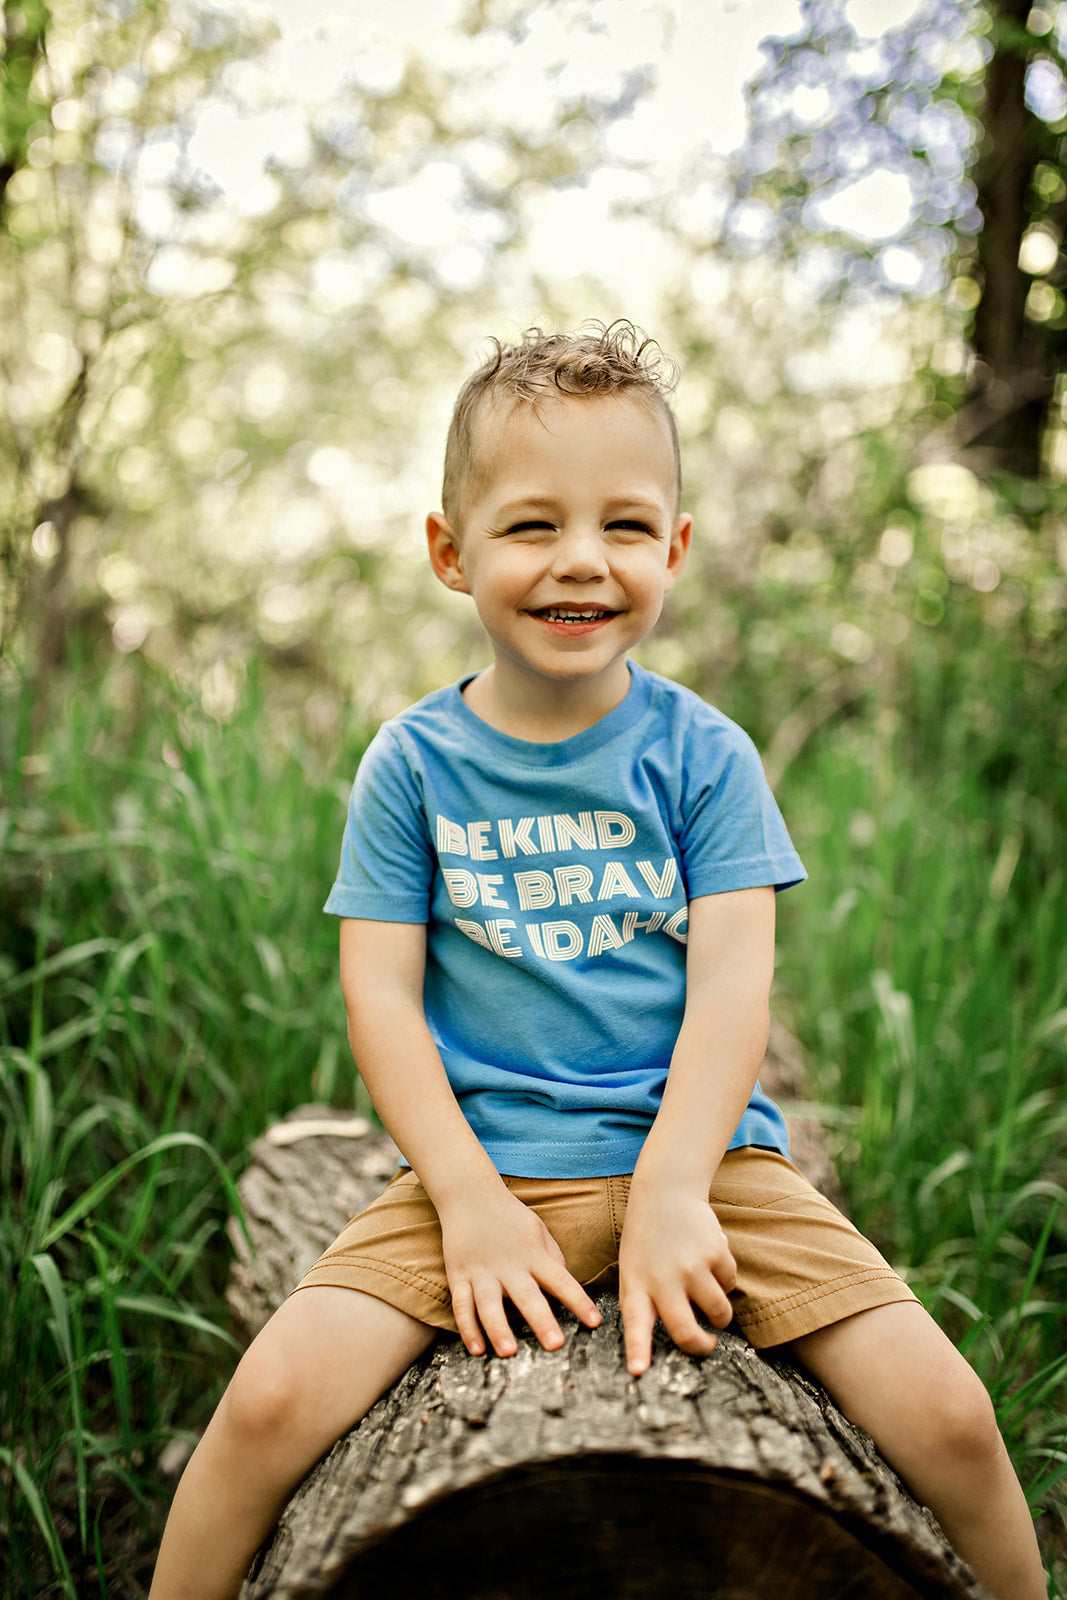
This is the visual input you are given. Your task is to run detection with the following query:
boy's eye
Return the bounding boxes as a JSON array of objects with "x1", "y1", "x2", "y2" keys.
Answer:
[{"x1": 490, "y1": 518, "x2": 657, "y2": 539}]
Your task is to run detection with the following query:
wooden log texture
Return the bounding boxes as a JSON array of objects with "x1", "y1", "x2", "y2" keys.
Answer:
[{"x1": 225, "y1": 1024, "x2": 988, "y2": 1600}]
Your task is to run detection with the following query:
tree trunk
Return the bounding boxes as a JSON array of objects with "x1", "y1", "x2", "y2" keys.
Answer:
[
  {"x1": 964, "y1": 0, "x2": 1053, "y2": 478},
  {"x1": 225, "y1": 1026, "x2": 988, "y2": 1600}
]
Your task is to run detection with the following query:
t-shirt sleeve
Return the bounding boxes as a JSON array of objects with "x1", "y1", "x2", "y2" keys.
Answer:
[
  {"x1": 323, "y1": 726, "x2": 435, "y2": 922},
  {"x1": 679, "y1": 722, "x2": 806, "y2": 897}
]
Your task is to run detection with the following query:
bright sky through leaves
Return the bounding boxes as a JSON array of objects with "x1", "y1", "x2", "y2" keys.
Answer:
[{"x1": 187, "y1": 0, "x2": 935, "y2": 304}]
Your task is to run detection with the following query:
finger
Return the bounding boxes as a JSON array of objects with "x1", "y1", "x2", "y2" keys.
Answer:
[
  {"x1": 535, "y1": 1259, "x2": 603, "y2": 1331},
  {"x1": 621, "y1": 1290, "x2": 657, "y2": 1377},
  {"x1": 506, "y1": 1279, "x2": 565, "y2": 1352},
  {"x1": 450, "y1": 1281, "x2": 486, "y2": 1357},
  {"x1": 471, "y1": 1282, "x2": 519, "y2": 1359},
  {"x1": 656, "y1": 1290, "x2": 719, "y2": 1359},
  {"x1": 709, "y1": 1243, "x2": 738, "y2": 1297},
  {"x1": 691, "y1": 1271, "x2": 735, "y2": 1331}
]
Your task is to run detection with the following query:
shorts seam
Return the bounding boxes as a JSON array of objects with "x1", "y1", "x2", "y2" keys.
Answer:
[
  {"x1": 744, "y1": 1191, "x2": 840, "y2": 1214},
  {"x1": 309, "y1": 1252, "x2": 451, "y2": 1306},
  {"x1": 739, "y1": 1267, "x2": 907, "y2": 1329},
  {"x1": 607, "y1": 1174, "x2": 628, "y2": 1250}
]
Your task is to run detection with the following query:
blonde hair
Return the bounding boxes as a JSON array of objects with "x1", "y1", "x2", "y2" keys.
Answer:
[{"x1": 441, "y1": 321, "x2": 681, "y2": 526}]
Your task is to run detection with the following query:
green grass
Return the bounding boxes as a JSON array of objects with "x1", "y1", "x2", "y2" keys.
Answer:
[
  {"x1": 1, "y1": 647, "x2": 1064, "y2": 1593},
  {"x1": 1, "y1": 663, "x2": 373, "y2": 1597},
  {"x1": 776, "y1": 703, "x2": 1067, "y2": 1582}
]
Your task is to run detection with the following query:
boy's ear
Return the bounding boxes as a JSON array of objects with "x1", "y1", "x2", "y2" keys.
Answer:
[
  {"x1": 664, "y1": 514, "x2": 692, "y2": 590},
  {"x1": 426, "y1": 512, "x2": 470, "y2": 594}
]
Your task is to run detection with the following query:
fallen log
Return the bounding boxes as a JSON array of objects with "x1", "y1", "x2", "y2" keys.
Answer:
[{"x1": 225, "y1": 1024, "x2": 988, "y2": 1600}]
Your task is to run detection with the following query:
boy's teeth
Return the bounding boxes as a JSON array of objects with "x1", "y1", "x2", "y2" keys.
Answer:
[{"x1": 542, "y1": 608, "x2": 606, "y2": 622}]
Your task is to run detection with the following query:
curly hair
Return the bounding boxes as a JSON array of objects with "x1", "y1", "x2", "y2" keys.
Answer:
[{"x1": 441, "y1": 321, "x2": 681, "y2": 526}]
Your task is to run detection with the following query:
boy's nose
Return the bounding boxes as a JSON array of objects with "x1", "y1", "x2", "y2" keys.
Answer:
[{"x1": 550, "y1": 528, "x2": 609, "y2": 580}]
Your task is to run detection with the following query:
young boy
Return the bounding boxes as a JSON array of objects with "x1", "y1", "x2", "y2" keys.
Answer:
[{"x1": 150, "y1": 325, "x2": 1044, "y2": 1600}]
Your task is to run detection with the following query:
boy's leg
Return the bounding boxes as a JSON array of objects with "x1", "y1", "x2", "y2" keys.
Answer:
[
  {"x1": 150, "y1": 1286, "x2": 436, "y2": 1600},
  {"x1": 790, "y1": 1302, "x2": 1046, "y2": 1600}
]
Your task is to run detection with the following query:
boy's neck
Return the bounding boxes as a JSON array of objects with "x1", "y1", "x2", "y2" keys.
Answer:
[{"x1": 461, "y1": 661, "x2": 634, "y2": 743}]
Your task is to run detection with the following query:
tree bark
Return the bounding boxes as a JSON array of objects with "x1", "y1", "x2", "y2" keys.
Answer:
[
  {"x1": 964, "y1": 0, "x2": 1054, "y2": 478},
  {"x1": 225, "y1": 1026, "x2": 988, "y2": 1600}
]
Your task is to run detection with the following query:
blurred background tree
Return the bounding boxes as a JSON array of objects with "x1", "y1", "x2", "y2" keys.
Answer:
[
  {"x1": 731, "y1": 0, "x2": 1067, "y2": 479},
  {"x1": 5, "y1": 0, "x2": 1064, "y2": 755},
  {"x1": 1, "y1": 0, "x2": 651, "y2": 731},
  {"x1": 638, "y1": 0, "x2": 1066, "y2": 764}
]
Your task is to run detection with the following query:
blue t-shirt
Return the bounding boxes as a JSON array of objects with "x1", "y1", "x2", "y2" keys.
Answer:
[{"x1": 325, "y1": 663, "x2": 806, "y2": 1177}]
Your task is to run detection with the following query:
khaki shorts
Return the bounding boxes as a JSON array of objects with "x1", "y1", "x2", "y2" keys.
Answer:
[{"x1": 295, "y1": 1147, "x2": 917, "y2": 1349}]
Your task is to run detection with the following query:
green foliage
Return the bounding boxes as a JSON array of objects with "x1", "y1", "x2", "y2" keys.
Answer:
[
  {"x1": 641, "y1": 287, "x2": 1067, "y2": 789},
  {"x1": 774, "y1": 625, "x2": 1067, "y2": 1571},
  {"x1": 0, "y1": 1, "x2": 50, "y2": 199},
  {"x1": 0, "y1": 667, "x2": 372, "y2": 1595}
]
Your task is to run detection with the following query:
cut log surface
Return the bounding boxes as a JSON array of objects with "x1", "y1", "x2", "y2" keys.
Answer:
[
  {"x1": 225, "y1": 1108, "x2": 399, "y2": 1343},
  {"x1": 225, "y1": 1025, "x2": 989, "y2": 1600}
]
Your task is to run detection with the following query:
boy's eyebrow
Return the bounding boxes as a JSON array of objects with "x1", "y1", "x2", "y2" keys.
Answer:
[
  {"x1": 494, "y1": 494, "x2": 667, "y2": 518},
  {"x1": 602, "y1": 496, "x2": 665, "y2": 517},
  {"x1": 494, "y1": 495, "x2": 559, "y2": 516}
]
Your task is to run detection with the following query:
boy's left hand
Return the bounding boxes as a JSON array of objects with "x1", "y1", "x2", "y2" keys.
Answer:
[{"x1": 618, "y1": 1187, "x2": 737, "y2": 1377}]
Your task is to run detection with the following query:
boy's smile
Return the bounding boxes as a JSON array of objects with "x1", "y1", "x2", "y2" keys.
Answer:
[{"x1": 427, "y1": 393, "x2": 691, "y2": 737}]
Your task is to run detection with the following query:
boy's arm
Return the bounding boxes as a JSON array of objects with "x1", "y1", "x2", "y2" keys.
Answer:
[
  {"x1": 618, "y1": 885, "x2": 777, "y2": 1376},
  {"x1": 338, "y1": 917, "x2": 601, "y2": 1357}
]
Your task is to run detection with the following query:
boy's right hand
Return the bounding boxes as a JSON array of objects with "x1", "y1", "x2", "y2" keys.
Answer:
[{"x1": 438, "y1": 1188, "x2": 602, "y2": 1359}]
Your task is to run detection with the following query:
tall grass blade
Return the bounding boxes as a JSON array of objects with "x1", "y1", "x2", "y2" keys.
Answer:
[
  {"x1": 37, "y1": 1132, "x2": 245, "y2": 1253},
  {"x1": 0, "y1": 1447, "x2": 76, "y2": 1595},
  {"x1": 31, "y1": 1252, "x2": 89, "y2": 1549}
]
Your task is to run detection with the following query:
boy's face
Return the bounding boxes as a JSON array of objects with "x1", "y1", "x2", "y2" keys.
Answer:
[{"x1": 427, "y1": 393, "x2": 691, "y2": 717}]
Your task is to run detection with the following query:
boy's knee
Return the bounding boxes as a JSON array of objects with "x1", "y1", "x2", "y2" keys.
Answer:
[
  {"x1": 919, "y1": 1364, "x2": 1002, "y2": 1471},
  {"x1": 218, "y1": 1341, "x2": 305, "y2": 1449}
]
